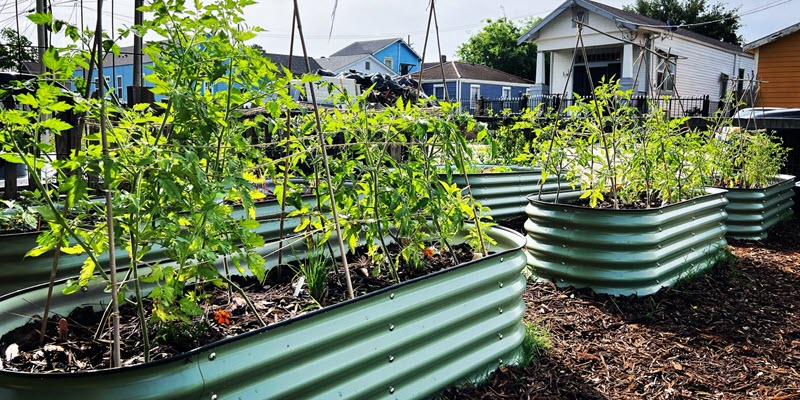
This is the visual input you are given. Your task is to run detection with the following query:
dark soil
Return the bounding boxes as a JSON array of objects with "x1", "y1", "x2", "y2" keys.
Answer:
[
  {"x1": 0, "y1": 241, "x2": 474, "y2": 372},
  {"x1": 497, "y1": 215, "x2": 528, "y2": 237},
  {"x1": 566, "y1": 195, "x2": 666, "y2": 210},
  {"x1": 710, "y1": 177, "x2": 784, "y2": 189},
  {"x1": 442, "y1": 217, "x2": 800, "y2": 399}
]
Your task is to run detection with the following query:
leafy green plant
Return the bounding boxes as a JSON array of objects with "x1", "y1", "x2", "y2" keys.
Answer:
[
  {"x1": 1, "y1": 0, "x2": 502, "y2": 371},
  {"x1": 0, "y1": 200, "x2": 39, "y2": 232},
  {"x1": 292, "y1": 247, "x2": 330, "y2": 306},
  {"x1": 708, "y1": 128, "x2": 790, "y2": 189},
  {"x1": 0, "y1": 0, "x2": 297, "y2": 363},
  {"x1": 521, "y1": 321, "x2": 550, "y2": 366},
  {"x1": 529, "y1": 79, "x2": 711, "y2": 208}
]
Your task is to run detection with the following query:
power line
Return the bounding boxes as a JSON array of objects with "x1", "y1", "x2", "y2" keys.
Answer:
[
  {"x1": 615, "y1": 0, "x2": 793, "y2": 29},
  {"x1": 256, "y1": 7, "x2": 554, "y2": 40}
]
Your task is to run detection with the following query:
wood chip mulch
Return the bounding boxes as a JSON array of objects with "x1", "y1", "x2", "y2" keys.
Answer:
[{"x1": 442, "y1": 216, "x2": 800, "y2": 399}]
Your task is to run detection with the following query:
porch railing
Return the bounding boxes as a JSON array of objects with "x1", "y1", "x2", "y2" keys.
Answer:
[{"x1": 463, "y1": 94, "x2": 747, "y2": 118}]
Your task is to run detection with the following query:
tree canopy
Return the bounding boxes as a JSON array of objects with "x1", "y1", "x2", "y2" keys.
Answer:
[
  {"x1": 455, "y1": 17, "x2": 540, "y2": 81},
  {"x1": 0, "y1": 28, "x2": 36, "y2": 71},
  {"x1": 623, "y1": 0, "x2": 742, "y2": 45}
]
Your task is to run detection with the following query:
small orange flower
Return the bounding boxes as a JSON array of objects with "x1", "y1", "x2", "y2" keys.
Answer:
[
  {"x1": 423, "y1": 247, "x2": 435, "y2": 259},
  {"x1": 214, "y1": 310, "x2": 231, "y2": 325},
  {"x1": 615, "y1": 184, "x2": 623, "y2": 191}
]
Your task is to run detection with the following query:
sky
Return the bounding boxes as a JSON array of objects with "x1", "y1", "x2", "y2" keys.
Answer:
[{"x1": 6, "y1": 0, "x2": 798, "y2": 62}]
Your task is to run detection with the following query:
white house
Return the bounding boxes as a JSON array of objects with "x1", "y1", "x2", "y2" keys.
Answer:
[
  {"x1": 316, "y1": 38, "x2": 423, "y2": 76},
  {"x1": 316, "y1": 54, "x2": 396, "y2": 76},
  {"x1": 518, "y1": 0, "x2": 754, "y2": 114}
]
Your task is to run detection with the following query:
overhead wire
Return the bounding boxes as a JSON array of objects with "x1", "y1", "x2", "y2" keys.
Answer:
[{"x1": 614, "y1": 0, "x2": 793, "y2": 30}]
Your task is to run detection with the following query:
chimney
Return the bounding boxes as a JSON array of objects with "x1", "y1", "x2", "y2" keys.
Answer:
[{"x1": 440, "y1": 55, "x2": 447, "y2": 63}]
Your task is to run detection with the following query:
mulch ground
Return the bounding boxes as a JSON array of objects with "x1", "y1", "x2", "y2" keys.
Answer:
[{"x1": 443, "y1": 216, "x2": 800, "y2": 399}]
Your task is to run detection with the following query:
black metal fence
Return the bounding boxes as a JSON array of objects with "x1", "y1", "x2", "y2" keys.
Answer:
[{"x1": 468, "y1": 94, "x2": 725, "y2": 118}]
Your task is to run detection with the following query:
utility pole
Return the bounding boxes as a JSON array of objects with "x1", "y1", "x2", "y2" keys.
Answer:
[
  {"x1": 35, "y1": 0, "x2": 47, "y2": 71},
  {"x1": 133, "y1": 0, "x2": 143, "y2": 88}
]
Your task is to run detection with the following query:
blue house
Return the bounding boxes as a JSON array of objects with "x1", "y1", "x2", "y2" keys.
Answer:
[
  {"x1": 73, "y1": 45, "x2": 156, "y2": 104},
  {"x1": 327, "y1": 38, "x2": 421, "y2": 76},
  {"x1": 414, "y1": 60, "x2": 533, "y2": 114},
  {"x1": 74, "y1": 46, "x2": 323, "y2": 104}
]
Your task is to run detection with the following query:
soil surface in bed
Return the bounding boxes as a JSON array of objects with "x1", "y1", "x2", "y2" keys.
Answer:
[
  {"x1": 0, "y1": 241, "x2": 476, "y2": 372},
  {"x1": 442, "y1": 216, "x2": 800, "y2": 399}
]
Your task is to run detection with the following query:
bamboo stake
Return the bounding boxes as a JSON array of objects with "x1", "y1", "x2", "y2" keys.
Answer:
[
  {"x1": 416, "y1": 0, "x2": 435, "y2": 98},
  {"x1": 277, "y1": 10, "x2": 298, "y2": 268},
  {"x1": 95, "y1": 0, "x2": 122, "y2": 367},
  {"x1": 292, "y1": 0, "x2": 354, "y2": 300},
  {"x1": 431, "y1": 2, "x2": 449, "y2": 100}
]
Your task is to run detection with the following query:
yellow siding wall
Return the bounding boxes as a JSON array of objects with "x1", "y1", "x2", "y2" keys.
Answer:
[{"x1": 757, "y1": 30, "x2": 800, "y2": 107}]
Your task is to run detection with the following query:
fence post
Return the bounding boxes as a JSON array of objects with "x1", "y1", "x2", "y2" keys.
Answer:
[
  {"x1": 476, "y1": 96, "x2": 483, "y2": 116},
  {"x1": 702, "y1": 95, "x2": 710, "y2": 117}
]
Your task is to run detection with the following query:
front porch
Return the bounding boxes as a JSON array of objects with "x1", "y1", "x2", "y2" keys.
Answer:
[{"x1": 531, "y1": 44, "x2": 639, "y2": 97}]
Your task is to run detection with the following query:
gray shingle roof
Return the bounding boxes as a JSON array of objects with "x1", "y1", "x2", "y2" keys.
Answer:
[
  {"x1": 330, "y1": 38, "x2": 399, "y2": 57},
  {"x1": 412, "y1": 61, "x2": 532, "y2": 84},
  {"x1": 743, "y1": 21, "x2": 800, "y2": 51},
  {"x1": 315, "y1": 55, "x2": 369, "y2": 72},
  {"x1": 261, "y1": 52, "x2": 322, "y2": 75},
  {"x1": 103, "y1": 45, "x2": 154, "y2": 67}
]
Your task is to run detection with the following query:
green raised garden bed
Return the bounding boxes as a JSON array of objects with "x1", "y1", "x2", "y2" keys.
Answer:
[
  {"x1": 524, "y1": 188, "x2": 729, "y2": 296},
  {"x1": 0, "y1": 200, "x2": 305, "y2": 296},
  {"x1": 718, "y1": 174, "x2": 796, "y2": 240},
  {"x1": 443, "y1": 166, "x2": 572, "y2": 220},
  {"x1": 0, "y1": 225, "x2": 528, "y2": 399}
]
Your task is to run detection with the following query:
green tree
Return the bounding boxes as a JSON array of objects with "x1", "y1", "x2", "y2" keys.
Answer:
[
  {"x1": 0, "y1": 28, "x2": 37, "y2": 71},
  {"x1": 624, "y1": 0, "x2": 742, "y2": 45},
  {"x1": 456, "y1": 17, "x2": 540, "y2": 81}
]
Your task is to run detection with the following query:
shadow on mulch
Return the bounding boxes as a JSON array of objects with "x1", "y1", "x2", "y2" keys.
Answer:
[{"x1": 442, "y1": 217, "x2": 800, "y2": 399}]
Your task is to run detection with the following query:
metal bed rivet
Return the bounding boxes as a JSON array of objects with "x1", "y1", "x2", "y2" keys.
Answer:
[
  {"x1": 389, "y1": 387, "x2": 395, "y2": 394},
  {"x1": 389, "y1": 293, "x2": 395, "y2": 299},
  {"x1": 208, "y1": 353, "x2": 216, "y2": 361}
]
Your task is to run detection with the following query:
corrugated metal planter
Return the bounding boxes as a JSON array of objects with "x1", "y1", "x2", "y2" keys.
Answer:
[
  {"x1": 524, "y1": 188, "x2": 729, "y2": 296},
  {"x1": 718, "y1": 174, "x2": 796, "y2": 240},
  {"x1": 0, "y1": 225, "x2": 527, "y2": 399},
  {"x1": 794, "y1": 182, "x2": 800, "y2": 213},
  {"x1": 0, "y1": 200, "x2": 305, "y2": 296},
  {"x1": 443, "y1": 166, "x2": 572, "y2": 220}
]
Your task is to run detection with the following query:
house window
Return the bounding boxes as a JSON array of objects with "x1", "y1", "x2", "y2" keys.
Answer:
[
  {"x1": 365, "y1": 61, "x2": 371, "y2": 70},
  {"x1": 433, "y1": 84, "x2": 446, "y2": 100},
  {"x1": 400, "y1": 63, "x2": 414, "y2": 75},
  {"x1": 572, "y1": 9, "x2": 588, "y2": 27},
  {"x1": 383, "y1": 57, "x2": 394, "y2": 71},
  {"x1": 719, "y1": 73, "x2": 729, "y2": 99},
  {"x1": 469, "y1": 84, "x2": 480, "y2": 110},
  {"x1": 656, "y1": 52, "x2": 676, "y2": 92},
  {"x1": 116, "y1": 75, "x2": 123, "y2": 98},
  {"x1": 502, "y1": 87, "x2": 511, "y2": 99},
  {"x1": 736, "y1": 68, "x2": 745, "y2": 98}
]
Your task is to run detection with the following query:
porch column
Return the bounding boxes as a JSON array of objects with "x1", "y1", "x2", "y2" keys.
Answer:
[
  {"x1": 530, "y1": 51, "x2": 549, "y2": 96},
  {"x1": 620, "y1": 43, "x2": 634, "y2": 91}
]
